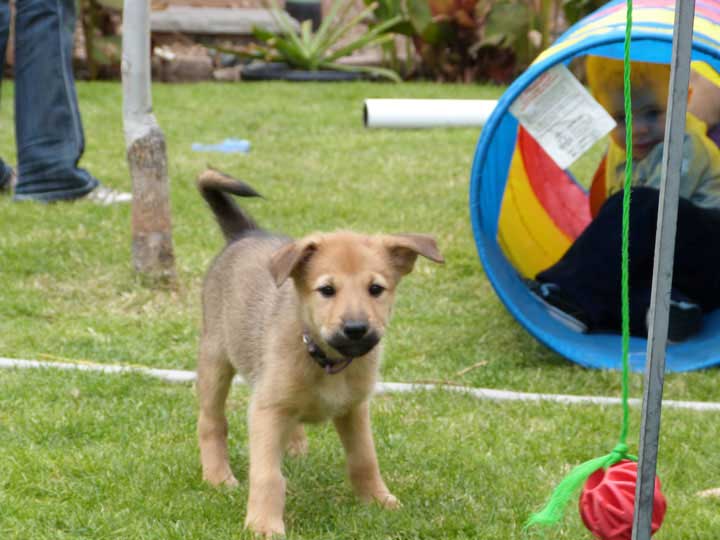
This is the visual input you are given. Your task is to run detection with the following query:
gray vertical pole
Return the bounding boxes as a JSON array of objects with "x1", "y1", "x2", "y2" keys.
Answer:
[{"x1": 631, "y1": 1, "x2": 696, "y2": 539}]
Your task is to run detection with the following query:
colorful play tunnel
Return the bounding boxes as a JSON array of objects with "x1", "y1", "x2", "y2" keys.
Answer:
[{"x1": 470, "y1": 0, "x2": 720, "y2": 371}]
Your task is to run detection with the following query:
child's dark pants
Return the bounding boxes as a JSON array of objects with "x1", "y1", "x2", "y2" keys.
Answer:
[{"x1": 536, "y1": 187, "x2": 720, "y2": 334}]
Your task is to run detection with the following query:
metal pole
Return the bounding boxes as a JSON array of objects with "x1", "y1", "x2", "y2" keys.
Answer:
[{"x1": 631, "y1": 1, "x2": 696, "y2": 539}]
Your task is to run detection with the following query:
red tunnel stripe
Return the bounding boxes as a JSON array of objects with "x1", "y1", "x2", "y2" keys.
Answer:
[{"x1": 518, "y1": 126, "x2": 593, "y2": 240}]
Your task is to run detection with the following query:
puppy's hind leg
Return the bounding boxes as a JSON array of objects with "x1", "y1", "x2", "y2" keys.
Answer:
[
  {"x1": 286, "y1": 424, "x2": 308, "y2": 457},
  {"x1": 197, "y1": 342, "x2": 238, "y2": 487}
]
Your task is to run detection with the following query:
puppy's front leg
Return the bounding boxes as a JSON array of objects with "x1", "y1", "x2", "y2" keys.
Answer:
[
  {"x1": 245, "y1": 401, "x2": 295, "y2": 537},
  {"x1": 333, "y1": 401, "x2": 399, "y2": 509},
  {"x1": 197, "y1": 348, "x2": 238, "y2": 488}
]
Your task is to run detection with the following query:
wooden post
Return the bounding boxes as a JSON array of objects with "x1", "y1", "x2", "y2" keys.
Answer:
[{"x1": 121, "y1": 0, "x2": 176, "y2": 282}]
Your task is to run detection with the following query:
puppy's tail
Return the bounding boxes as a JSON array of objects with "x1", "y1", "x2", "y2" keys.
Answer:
[{"x1": 197, "y1": 168, "x2": 262, "y2": 242}]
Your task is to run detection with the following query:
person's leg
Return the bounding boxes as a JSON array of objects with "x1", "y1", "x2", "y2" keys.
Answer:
[
  {"x1": 0, "y1": 0, "x2": 15, "y2": 190},
  {"x1": 536, "y1": 188, "x2": 662, "y2": 331},
  {"x1": 669, "y1": 199, "x2": 720, "y2": 311},
  {"x1": 12, "y1": 0, "x2": 98, "y2": 201},
  {"x1": 536, "y1": 187, "x2": 719, "y2": 337}
]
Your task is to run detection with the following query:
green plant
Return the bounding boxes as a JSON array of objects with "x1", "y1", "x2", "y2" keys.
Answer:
[
  {"x1": 480, "y1": 0, "x2": 566, "y2": 71},
  {"x1": 232, "y1": 0, "x2": 403, "y2": 81},
  {"x1": 364, "y1": 0, "x2": 517, "y2": 83},
  {"x1": 361, "y1": 0, "x2": 416, "y2": 76},
  {"x1": 562, "y1": 0, "x2": 606, "y2": 25},
  {"x1": 407, "y1": 0, "x2": 487, "y2": 82},
  {"x1": 78, "y1": 0, "x2": 122, "y2": 80},
  {"x1": 478, "y1": 0, "x2": 536, "y2": 73},
  {"x1": 361, "y1": 0, "x2": 606, "y2": 83},
  {"x1": 479, "y1": 0, "x2": 604, "y2": 74}
]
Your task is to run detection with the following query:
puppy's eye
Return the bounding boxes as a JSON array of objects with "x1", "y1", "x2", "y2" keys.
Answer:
[
  {"x1": 368, "y1": 284, "x2": 385, "y2": 297},
  {"x1": 317, "y1": 285, "x2": 336, "y2": 298}
]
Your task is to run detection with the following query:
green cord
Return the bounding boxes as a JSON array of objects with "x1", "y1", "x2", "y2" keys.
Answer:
[
  {"x1": 619, "y1": 0, "x2": 634, "y2": 450},
  {"x1": 525, "y1": 0, "x2": 636, "y2": 529}
]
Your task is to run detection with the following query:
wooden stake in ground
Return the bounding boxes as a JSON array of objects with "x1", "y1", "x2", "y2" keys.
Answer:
[{"x1": 121, "y1": 0, "x2": 176, "y2": 282}]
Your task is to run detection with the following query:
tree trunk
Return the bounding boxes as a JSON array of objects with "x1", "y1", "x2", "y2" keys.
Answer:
[{"x1": 127, "y1": 127, "x2": 175, "y2": 278}]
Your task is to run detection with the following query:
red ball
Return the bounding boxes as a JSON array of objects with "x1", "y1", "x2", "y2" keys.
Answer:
[{"x1": 579, "y1": 460, "x2": 666, "y2": 540}]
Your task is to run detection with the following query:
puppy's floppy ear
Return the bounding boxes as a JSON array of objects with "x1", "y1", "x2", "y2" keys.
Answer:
[
  {"x1": 269, "y1": 238, "x2": 318, "y2": 287},
  {"x1": 384, "y1": 234, "x2": 444, "y2": 276}
]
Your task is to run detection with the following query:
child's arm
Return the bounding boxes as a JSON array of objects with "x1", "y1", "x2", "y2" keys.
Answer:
[{"x1": 687, "y1": 137, "x2": 720, "y2": 210}]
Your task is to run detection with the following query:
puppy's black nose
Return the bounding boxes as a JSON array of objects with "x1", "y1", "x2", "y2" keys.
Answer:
[{"x1": 343, "y1": 320, "x2": 369, "y2": 340}]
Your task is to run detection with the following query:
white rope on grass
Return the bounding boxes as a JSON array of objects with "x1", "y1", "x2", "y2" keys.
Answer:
[
  {"x1": 3, "y1": 356, "x2": 720, "y2": 413},
  {"x1": 0, "y1": 357, "x2": 198, "y2": 383}
]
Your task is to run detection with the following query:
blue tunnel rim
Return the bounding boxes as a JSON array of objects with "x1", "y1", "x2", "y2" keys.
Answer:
[{"x1": 469, "y1": 31, "x2": 720, "y2": 371}]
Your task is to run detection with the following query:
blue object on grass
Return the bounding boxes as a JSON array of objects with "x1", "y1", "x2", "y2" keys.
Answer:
[
  {"x1": 191, "y1": 138, "x2": 251, "y2": 153},
  {"x1": 469, "y1": 0, "x2": 720, "y2": 372}
]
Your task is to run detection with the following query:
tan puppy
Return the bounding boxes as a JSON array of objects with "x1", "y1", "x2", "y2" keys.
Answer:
[{"x1": 195, "y1": 169, "x2": 444, "y2": 537}]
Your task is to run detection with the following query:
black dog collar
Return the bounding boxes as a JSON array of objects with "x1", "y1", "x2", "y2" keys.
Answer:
[{"x1": 302, "y1": 332, "x2": 354, "y2": 374}]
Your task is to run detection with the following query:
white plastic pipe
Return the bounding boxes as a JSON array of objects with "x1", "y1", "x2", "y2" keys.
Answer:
[{"x1": 363, "y1": 99, "x2": 497, "y2": 128}]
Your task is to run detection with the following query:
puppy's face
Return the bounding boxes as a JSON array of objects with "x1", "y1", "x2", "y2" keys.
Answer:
[{"x1": 270, "y1": 232, "x2": 443, "y2": 358}]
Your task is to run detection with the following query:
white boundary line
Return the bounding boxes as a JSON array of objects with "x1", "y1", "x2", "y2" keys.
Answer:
[
  {"x1": 0, "y1": 357, "x2": 198, "y2": 383},
  {"x1": 3, "y1": 356, "x2": 720, "y2": 412}
]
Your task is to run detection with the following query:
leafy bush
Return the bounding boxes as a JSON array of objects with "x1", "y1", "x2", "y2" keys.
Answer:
[
  {"x1": 229, "y1": 0, "x2": 403, "y2": 81},
  {"x1": 365, "y1": 0, "x2": 606, "y2": 84},
  {"x1": 365, "y1": 0, "x2": 516, "y2": 83}
]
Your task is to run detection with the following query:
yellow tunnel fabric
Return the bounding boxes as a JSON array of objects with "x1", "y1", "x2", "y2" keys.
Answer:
[{"x1": 498, "y1": 146, "x2": 574, "y2": 278}]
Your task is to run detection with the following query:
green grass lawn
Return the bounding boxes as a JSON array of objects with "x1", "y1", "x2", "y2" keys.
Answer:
[{"x1": 1, "y1": 80, "x2": 720, "y2": 539}]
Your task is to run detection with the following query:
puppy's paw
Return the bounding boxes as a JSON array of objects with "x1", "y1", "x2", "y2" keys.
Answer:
[
  {"x1": 286, "y1": 438, "x2": 308, "y2": 457},
  {"x1": 286, "y1": 427, "x2": 308, "y2": 457},
  {"x1": 221, "y1": 475, "x2": 240, "y2": 488},
  {"x1": 203, "y1": 469, "x2": 239, "y2": 488},
  {"x1": 245, "y1": 516, "x2": 286, "y2": 538},
  {"x1": 360, "y1": 491, "x2": 401, "y2": 509},
  {"x1": 377, "y1": 492, "x2": 401, "y2": 510}
]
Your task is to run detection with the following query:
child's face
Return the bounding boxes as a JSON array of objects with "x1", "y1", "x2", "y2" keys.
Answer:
[{"x1": 606, "y1": 89, "x2": 667, "y2": 161}]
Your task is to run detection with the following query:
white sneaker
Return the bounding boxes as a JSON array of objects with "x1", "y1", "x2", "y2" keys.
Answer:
[{"x1": 82, "y1": 185, "x2": 132, "y2": 205}]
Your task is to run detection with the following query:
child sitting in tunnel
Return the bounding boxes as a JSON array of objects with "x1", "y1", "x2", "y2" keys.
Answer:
[{"x1": 529, "y1": 55, "x2": 720, "y2": 342}]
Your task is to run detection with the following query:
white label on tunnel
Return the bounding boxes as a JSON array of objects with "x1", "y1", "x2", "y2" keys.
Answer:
[{"x1": 509, "y1": 64, "x2": 616, "y2": 170}]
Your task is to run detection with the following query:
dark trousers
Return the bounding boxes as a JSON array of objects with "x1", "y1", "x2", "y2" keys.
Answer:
[{"x1": 537, "y1": 187, "x2": 720, "y2": 335}]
